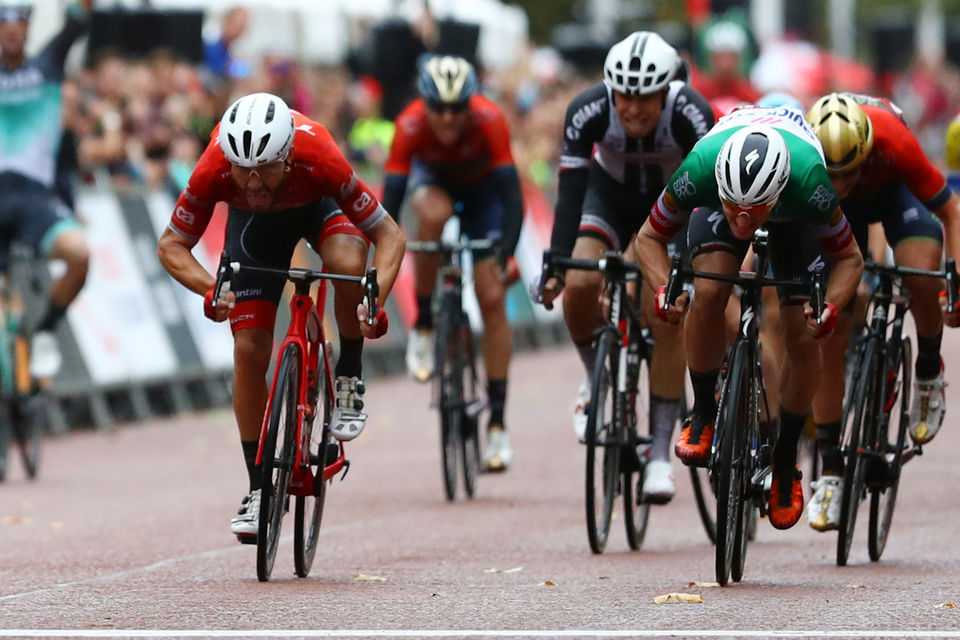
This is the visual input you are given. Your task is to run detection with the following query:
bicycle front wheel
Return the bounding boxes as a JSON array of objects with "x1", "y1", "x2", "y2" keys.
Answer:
[
  {"x1": 623, "y1": 351, "x2": 650, "y2": 551},
  {"x1": 715, "y1": 341, "x2": 751, "y2": 586},
  {"x1": 257, "y1": 343, "x2": 301, "y2": 582},
  {"x1": 436, "y1": 303, "x2": 464, "y2": 501},
  {"x1": 13, "y1": 393, "x2": 44, "y2": 479},
  {"x1": 460, "y1": 325, "x2": 481, "y2": 497},
  {"x1": 868, "y1": 336, "x2": 911, "y2": 562},
  {"x1": 837, "y1": 338, "x2": 882, "y2": 567},
  {"x1": 585, "y1": 330, "x2": 620, "y2": 554},
  {"x1": 294, "y1": 358, "x2": 334, "y2": 578}
]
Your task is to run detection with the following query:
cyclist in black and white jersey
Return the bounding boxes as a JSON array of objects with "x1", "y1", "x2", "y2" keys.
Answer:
[
  {"x1": 0, "y1": 0, "x2": 91, "y2": 377},
  {"x1": 535, "y1": 30, "x2": 714, "y2": 503}
]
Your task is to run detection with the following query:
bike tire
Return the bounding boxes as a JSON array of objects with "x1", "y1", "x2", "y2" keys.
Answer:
[
  {"x1": 0, "y1": 411, "x2": 10, "y2": 482},
  {"x1": 294, "y1": 352, "x2": 334, "y2": 578},
  {"x1": 460, "y1": 322, "x2": 481, "y2": 497},
  {"x1": 257, "y1": 343, "x2": 300, "y2": 582},
  {"x1": 868, "y1": 336, "x2": 911, "y2": 562},
  {"x1": 13, "y1": 393, "x2": 44, "y2": 479},
  {"x1": 837, "y1": 338, "x2": 881, "y2": 567},
  {"x1": 623, "y1": 352, "x2": 651, "y2": 551},
  {"x1": 715, "y1": 340, "x2": 749, "y2": 586},
  {"x1": 585, "y1": 329, "x2": 620, "y2": 554},
  {"x1": 436, "y1": 300, "x2": 463, "y2": 501}
]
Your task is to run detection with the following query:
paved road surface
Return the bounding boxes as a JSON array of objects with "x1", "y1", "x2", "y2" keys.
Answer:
[{"x1": 1, "y1": 344, "x2": 959, "y2": 637}]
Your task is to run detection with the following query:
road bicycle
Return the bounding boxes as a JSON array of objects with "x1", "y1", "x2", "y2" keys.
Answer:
[
  {"x1": 0, "y1": 244, "x2": 49, "y2": 482},
  {"x1": 665, "y1": 228, "x2": 825, "y2": 585},
  {"x1": 406, "y1": 237, "x2": 495, "y2": 501},
  {"x1": 835, "y1": 258, "x2": 957, "y2": 566},
  {"x1": 539, "y1": 249, "x2": 669, "y2": 554},
  {"x1": 215, "y1": 256, "x2": 380, "y2": 582}
]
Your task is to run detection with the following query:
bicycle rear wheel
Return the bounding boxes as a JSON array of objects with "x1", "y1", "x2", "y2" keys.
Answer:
[
  {"x1": 13, "y1": 393, "x2": 44, "y2": 479},
  {"x1": 460, "y1": 325, "x2": 481, "y2": 497},
  {"x1": 585, "y1": 330, "x2": 620, "y2": 554},
  {"x1": 294, "y1": 354, "x2": 334, "y2": 578},
  {"x1": 436, "y1": 301, "x2": 464, "y2": 501},
  {"x1": 868, "y1": 336, "x2": 911, "y2": 562},
  {"x1": 715, "y1": 341, "x2": 750, "y2": 586},
  {"x1": 837, "y1": 338, "x2": 881, "y2": 567},
  {"x1": 257, "y1": 343, "x2": 301, "y2": 582},
  {"x1": 623, "y1": 351, "x2": 650, "y2": 551}
]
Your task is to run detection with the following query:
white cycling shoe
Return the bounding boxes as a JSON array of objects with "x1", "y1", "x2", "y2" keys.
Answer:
[
  {"x1": 909, "y1": 366, "x2": 947, "y2": 445},
  {"x1": 806, "y1": 475, "x2": 843, "y2": 532},
  {"x1": 230, "y1": 489, "x2": 261, "y2": 541},
  {"x1": 573, "y1": 379, "x2": 590, "y2": 442},
  {"x1": 331, "y1": 376, "x2": 367, "y2": 441},
  {"x1": 641, "y1": 459, "x2": 675, "y2": 504},
  {"x1": 30, "y1": 331, "x2": 62, "y2": 379},
  {"x1": 484, "y1": 427, "x2": 513, "y2": 472},
  {"x1": 405, "y1": 328, "x2": 434, "y2": 383}
]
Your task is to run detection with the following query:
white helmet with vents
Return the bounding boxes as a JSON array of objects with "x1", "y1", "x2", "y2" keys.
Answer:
[
  {"x1": 715, "y1": 125, "x2": 791, "y2": 207},
  {"x1": 218, "y1": 93, "x2": 294, "y2": 168},
  {"x1": 603, "y1": 31, "x2": 679, "y2": 95}
]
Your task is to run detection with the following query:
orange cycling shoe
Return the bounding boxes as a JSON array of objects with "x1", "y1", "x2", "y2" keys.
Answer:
[
  {"x1": 769, "y1": 464, "x2": 804, "y2": 530},
  {"x1": 675, "y1": 416, "x2": 714, "y2": 466}
]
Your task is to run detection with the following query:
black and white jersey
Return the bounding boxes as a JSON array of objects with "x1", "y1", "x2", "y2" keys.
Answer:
[{"x1": 559, "y1": 80, "x2": 714, "y2": 194}]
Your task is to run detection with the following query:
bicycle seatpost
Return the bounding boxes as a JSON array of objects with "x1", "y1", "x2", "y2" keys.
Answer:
[{"x1": 362, "y1": 267, "x2": 380, "y2": 325}]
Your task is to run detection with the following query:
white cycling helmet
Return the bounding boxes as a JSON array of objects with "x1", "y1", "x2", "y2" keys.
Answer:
[
  {"x1": 715, "y1": 125, "x2": 791, "y2": 208},
  {"x1": 0, "y1": 0, "x2": 33, "y2": 19},
  {"x1": 603, "y1": 31, "x2": 678, "y2": 96},
  {"x1": 218, "y1": 93, "x2": 294, "y2": 168}
]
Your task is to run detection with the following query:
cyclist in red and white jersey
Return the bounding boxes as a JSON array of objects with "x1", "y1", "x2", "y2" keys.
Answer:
[
  {"x1": 382, "y1": 56, "x2": 524, "y2": 472},
  {"x1": 158, "y1": 93, "x2": 405, "y2": 541},
  {"x1": 804, "y1": 92, "x2": 960, "y2": 531}
]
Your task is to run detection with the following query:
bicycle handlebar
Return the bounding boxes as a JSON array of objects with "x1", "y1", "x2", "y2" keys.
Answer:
[
  {"x1": 863, "y1": 257, "x2": 960, "y2": 315},
  {"x1": 406, "y1": 236, "x2": 500, "y2": 255}
]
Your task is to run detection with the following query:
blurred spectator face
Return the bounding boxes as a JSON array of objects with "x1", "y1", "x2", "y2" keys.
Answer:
[
  {"x1": 94, "y1": 55, "x2": 126, "y2": 101},
  {"x1": 711, "y1": 51, "x2": 741, "y2": 78},
  {"x1": 0, "y1": 8, "x2": 28, "y2": 59},
  {"x1": 425, "y1": 100, "x2": 470, "y2": 146},
  {"x1": 613, "y1": 90, "x2": 664, "y2": 138},
  {"x1": 229, "y1": 158, "x2": 289, "y2": 211}
]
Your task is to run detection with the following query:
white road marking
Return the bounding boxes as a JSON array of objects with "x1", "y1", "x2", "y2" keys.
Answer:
[{"x1": 2, "y1": 631, "x2": 960, "y2": 638}]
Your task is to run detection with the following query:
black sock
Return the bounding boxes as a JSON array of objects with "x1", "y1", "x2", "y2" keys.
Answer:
[
  {"x1": 816, "y1": 420, "x2": 843, "y2": 476},
  {"x1": 774, "y1": 408, "x2": 807, "y2": 471},
  {"x1": 415, "y1": 295, "x2": 433, "y2": 330},
  {"x1": 689, "y1": 368, "x2": 720, "y2": 423},
  {"x1": 241, "y1": 440, "x2": 261, "y2": 492},
  {"x1": 335, "y1": 336, "x2": 364, "y2": 379},
  {"x1": 915, "y1": 332, "x2": 943, "y2": 380},
  {"x1": 37, "y1": 302, "x2": 67, "y2": 333},
  {"x1": 488, "y1": 378, "x2": 507, "y2": 428}
]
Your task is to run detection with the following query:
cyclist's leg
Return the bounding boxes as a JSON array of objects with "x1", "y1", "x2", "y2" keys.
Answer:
[
  {"x1": 408, "y1": 167, "x2": 454, "y2": 330},
  {"x1": 881, "y1": 185, "x2": 946, "y2": 442},
  {"x1": 680, "y1": 208, "x2": 747, "y2": 460}
]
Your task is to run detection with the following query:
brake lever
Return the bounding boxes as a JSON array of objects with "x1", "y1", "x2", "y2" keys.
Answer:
[{"x1": 362, "y1": 266, "x2": 379, "y2": 325}]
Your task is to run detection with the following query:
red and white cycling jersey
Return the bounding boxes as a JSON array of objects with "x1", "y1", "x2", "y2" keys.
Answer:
[
  {"x1": 384, "y1": 94, "x2": 515, "y2": 186},
  {"x1": 852, "y1": 102, "x2": 949, "y2": 208},
  {"x1": 168, "y1": 112, "x2": 386, "y2": 241}
]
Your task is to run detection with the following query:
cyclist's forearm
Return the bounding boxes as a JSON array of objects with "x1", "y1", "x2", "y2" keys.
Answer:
[
  {"x1": 158, "y1": 229, "x2": 213, "y2": 296},
  {"x1": 634, "y1": 223, "x2": 671, "y2": 294},
  {"x1": 366, "y1": 218, "x2": 406, "y2": 305},
  {"x1": 825, "y1": 244, "x2": 864, "y2": 311},
  {"x1": 934, "y1": 192, "x2": 960, "y2": 263}
]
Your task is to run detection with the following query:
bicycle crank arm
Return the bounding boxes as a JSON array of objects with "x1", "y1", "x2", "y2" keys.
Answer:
[
  {"x1": 751, "y1": 466, "x2": 772, "y2": 517},
  {"x1": 899, "y1": 444, "x2": 923, "y2": 466}
]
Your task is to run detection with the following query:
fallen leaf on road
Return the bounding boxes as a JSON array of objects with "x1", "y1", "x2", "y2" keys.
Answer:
[
  {"x1": 846, "y1": 584, "x2": 866, "y2": 589},
  {"x1": 688, "y1": 581, "x2": 720, "y2": 588},
  {"x1": 504, "y1": 566, "x2": 523, "y2": 573},
  {"x1": 484, "y1": 568, "x2": 500, "y2": 573},
  {"x1": 537, "y1": 580, "x2": 556, "y2": 586},
  {"x1": 937, "y1": 603, "x2": 956, "y2": 609},
  {"x1": 2, "y1": 516, "x2": 32, "y2": 525},
  {"x1": 354, "y1": 573, "x2": 386, "y2": 582},
  {"x1": 654, "y1": 593, "x2": 704, "y2": 604},
  {"x1": 48, "y1": 522, "x2": 66, "y2": 530}
]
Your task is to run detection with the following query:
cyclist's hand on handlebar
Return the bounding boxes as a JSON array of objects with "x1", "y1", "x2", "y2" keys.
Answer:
[
  {"x1": 203, "y1": 285, "x2": 235, "y2": 322},
  {"x1": 939, "y1": 289, "x2": 960, "y2": 327},
  {"x1": 803, "y1": 301, "x2": 837, "y2": 338},
  {"x1": 530, "y1": 273, "x2": 564, "y2": 310},
  {"x1": 357, "y1": 302, "x2": 389, "y2": 339},
  {"x1": 500, "y1": 256, "x2": 521, "y2": 287},
  {"x1": 654, "y1": 285, "x2": 688, "y2": 325}
]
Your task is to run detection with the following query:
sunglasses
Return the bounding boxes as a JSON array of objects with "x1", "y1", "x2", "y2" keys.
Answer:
[
  {"x1": 426, "y1": 99, "x2": 469, "y2": 115},
  {"x1": 231, "y1": 159, "x2": 287, "y2": 184},
  {"x1": 721, "y1": 198, "x2": 775, "y2": 218}
]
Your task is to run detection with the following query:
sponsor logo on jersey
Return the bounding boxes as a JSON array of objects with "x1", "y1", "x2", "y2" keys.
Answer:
[
  {"x1": 352, "y1": 191, "x2": 373, "y2": 213},
  {"x1": 174, "y1": 205, "x2": 195, "y2": 227},
  {"x1": 808, "y1": 184, "x2": 836, "y2": 212},
  {"x1": 674, "y1": 96, "x2": 710, "y2": 137},
  {"x1": 807, "y1": 254, "x2": 826, "y2": 273},
  {"x1": 296, "y1": 124, "x2": 315, "y2": 135},
  {"x1": 339, "y1": 172, "x2": 359, "y2": 200},
  {"x1": 708, "y1": 209, "x2": 725, "y2": 234},
  {"x1": 672, "y1": 171, "x2": 696, "y2": 199},
  {"x1": 565, "y1": 96, "x2": 605, "y2": 142}
]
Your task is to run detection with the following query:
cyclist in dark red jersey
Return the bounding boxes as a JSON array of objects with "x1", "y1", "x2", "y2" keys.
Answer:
[
  {"x1": 158, "y1": 93, "x2": 405, "y2": 541},
  {"x1": 381, "y1": 56, "x2": 523, "y2": 473},
  {"x1": 804, "y1": 92, "x2": 960, "y2": 531}
]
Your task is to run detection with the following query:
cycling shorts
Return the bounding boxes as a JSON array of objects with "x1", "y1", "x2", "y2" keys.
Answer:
[
  {"x1": 224, "y1": 198, "x2": 367, "y2": 333},
  {"x1": 578, "y1": 163, "x2": 658, "y2": 252},
  {"x1": 409, "y1": 161, "x2": 503, "y2": 260},
  {"x1": 842, "y1": 182, "x2": 943, "y2": 260},
  {"x1": 0, "y1": 172, "x2": 79, "y2": 270},
  {"x1": 686, "y1": 208, "x2": 829, "y2": 307}
]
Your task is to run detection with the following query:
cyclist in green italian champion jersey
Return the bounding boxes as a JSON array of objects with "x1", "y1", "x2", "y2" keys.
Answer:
[{"x1": 634, "y1": 105, "x2": 864, "y2": 529}]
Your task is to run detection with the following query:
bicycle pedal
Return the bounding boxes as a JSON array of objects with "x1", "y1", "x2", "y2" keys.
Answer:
[{"x1": 236, "y1": 533, "x2": 257, "y2": 545}]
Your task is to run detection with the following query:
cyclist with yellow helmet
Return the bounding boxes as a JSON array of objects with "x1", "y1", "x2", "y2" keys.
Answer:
[{"x1": 804, "y1": 92, "x2": 960, "y2": 532}]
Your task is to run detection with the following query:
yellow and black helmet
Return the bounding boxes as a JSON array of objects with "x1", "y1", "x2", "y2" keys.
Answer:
[{"x1": 807, "y1": 93, "x2": 874, "y2": 174}]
